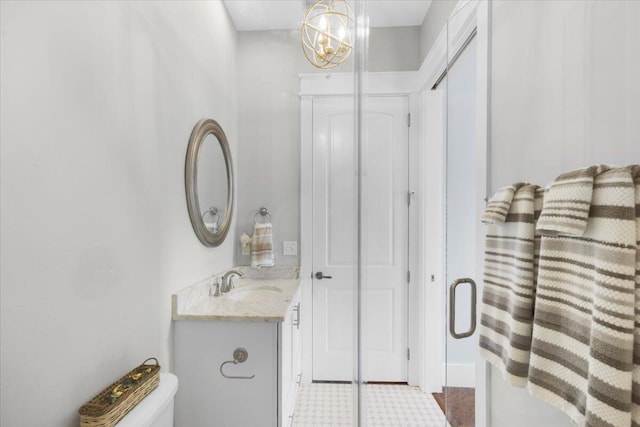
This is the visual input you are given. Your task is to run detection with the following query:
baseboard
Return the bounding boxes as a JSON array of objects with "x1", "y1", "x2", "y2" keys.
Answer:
[{"x1": 443, "y1": 363, "x2": 475, "y2": 388}]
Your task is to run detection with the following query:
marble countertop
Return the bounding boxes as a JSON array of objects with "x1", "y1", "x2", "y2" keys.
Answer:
[{"x1": 172, "y1": 267, "x2": 300, "y2": 322}]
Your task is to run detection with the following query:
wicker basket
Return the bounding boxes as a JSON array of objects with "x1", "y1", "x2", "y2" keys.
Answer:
[{"x1": 79, "y1": 358, "x2": 160, "y2": 427}]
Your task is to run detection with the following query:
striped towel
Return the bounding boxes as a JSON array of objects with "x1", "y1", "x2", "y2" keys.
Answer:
[
  {"x1": 479, "y1": 183, "x2": 541, "y2": 387},
  {"x1": 534, "y1": 186, "x2": 545, "y2": 292},
  {"x1": 631, "y1": 166, "x2": 640, "y2": 427},
  {"x1": 251, "y1": 222, "x2": 275, "y2": 268},
  {"x1": 528, "y1": 166, "x2": 638, "y2": 426},
  {"x1": 481, "y1": 183, "x2": 526, "y2": 223},
  {"x1": 537, "y1": 165, "x2": 609, "y2": 236}
]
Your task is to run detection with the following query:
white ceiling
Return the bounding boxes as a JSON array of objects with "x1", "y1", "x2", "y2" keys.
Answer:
[{"x1": 223, "y1": 0, "x2": 432, "y2": 31}]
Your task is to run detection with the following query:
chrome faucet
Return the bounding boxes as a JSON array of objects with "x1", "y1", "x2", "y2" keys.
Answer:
[{"x1": 220, "y1": 270, "x2": 244, "y2": 294}]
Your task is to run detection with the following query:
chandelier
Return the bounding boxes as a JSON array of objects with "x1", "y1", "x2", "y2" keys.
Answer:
[{"x1": 301, "y1": 0, "x2": 353, "y2": 69}]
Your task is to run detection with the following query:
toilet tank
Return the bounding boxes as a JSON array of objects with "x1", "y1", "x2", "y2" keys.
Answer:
[{"x1": 117, "y1": 373, "x2": 179, "y2": 427}]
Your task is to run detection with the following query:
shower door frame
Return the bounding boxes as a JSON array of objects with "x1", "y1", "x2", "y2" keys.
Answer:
[
  {"x1": 299, "y1": 0, "x2": 491, "y2": 423},
  {"x1": 415, "y1": 0, "x2": 491, "y2": 425}
]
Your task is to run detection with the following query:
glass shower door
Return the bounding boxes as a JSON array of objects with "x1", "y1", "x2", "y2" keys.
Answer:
[{"x1": 443, "y1": 1, "x2": 482, "y2": 426}]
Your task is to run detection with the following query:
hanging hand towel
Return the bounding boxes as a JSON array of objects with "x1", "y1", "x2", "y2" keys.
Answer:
[
  {"x1": 251, "y1": 222, "x2": 275, "y2": 268},
  {"x1": 528, "y1": 166, "x2": 638, "y2": 426},
  {"x1": 479, "y1": 183, "x2": 540, "y2": 387},
  {"x1": 536, "y1": 165, "x2": 609, "y2": 236},
  {"x1": 481, "y1": 183, "x2": 525, "y2": 224}
]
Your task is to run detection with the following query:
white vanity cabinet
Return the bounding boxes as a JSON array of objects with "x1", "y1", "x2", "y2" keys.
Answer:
[
  {"x1": 174, "y1": 284, "x2": 301, "y2": 427},
  {"x1": 280, "y1": 293, "x2": 302, "y2": 426}
]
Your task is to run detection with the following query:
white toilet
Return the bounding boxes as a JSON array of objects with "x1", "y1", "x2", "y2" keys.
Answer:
[{"x1": 116, "y1": 373, "x2": 179, "y2": 427}]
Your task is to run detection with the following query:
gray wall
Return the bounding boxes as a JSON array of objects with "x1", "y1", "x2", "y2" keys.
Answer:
[
  {"x1": 0, "y1": 2, "x2": 237, "y2": 425},
  {"x1": 489, "y1": 1, "x2": 640, "y2": 426},
  {"x1": 235, "y1": 30, "x2": 317, "y2": 267},
  {"x1": 235, "y1": 27, "x2": 420, "y2": 266},
  {"x1": 419, "y1": 0, "x2": 457, "y2": 63},
  {"x1": 368, "y1": 26, "x2": 421, "y2": 72}
]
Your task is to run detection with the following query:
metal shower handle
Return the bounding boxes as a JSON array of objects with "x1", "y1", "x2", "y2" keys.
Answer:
[{"x1": 449, "y1": 278, "x2": 477, "y2": 339}]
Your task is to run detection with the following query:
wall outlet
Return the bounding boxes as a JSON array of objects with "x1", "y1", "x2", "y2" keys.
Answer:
[
  {"x1": 283, "y1": 241, "x2": 298, "y2": 256},
  {"x1": 241, "y1": 243, "x2": 250, "y2": 256},
  {"x1": 240, "y1": 233, "x2": 252, "y2": 255}
]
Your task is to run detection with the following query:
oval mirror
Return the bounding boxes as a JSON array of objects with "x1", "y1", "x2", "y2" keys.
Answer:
[{"x1": 185, "y1": 119, "x2": 234, "y2": 247}]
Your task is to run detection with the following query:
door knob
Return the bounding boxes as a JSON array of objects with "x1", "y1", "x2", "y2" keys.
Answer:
[{"x1": 315, "y1": 272, "x2": 333, "y2": 279}]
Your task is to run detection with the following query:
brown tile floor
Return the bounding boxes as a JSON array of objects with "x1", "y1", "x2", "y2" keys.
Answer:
[{"x1": 433, "y1": 387, "x2": 475, "y2": 427}]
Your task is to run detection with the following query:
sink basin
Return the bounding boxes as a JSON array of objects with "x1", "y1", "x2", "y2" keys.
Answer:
[{"x1": 228, "y1": 285, "x2": 284, "y2": 302}]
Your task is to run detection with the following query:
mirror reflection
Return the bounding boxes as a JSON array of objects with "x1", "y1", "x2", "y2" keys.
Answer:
[{"x1": 197, "y1": 134, "x2": 228, "y2": 233}]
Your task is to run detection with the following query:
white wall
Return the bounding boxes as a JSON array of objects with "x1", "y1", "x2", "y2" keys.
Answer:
[
  {"x1": 235, "y1": 27, "x2": 420, "y2": 267},
  {"x1": 489, "y1": 1, "x2": 640, "y2": 425},
  {"x1": 491, "y1": 0, "x2": 640, "y2": 189},
  {"x1": 0, "y1": 2, "x2": 237, "y2": 426}
]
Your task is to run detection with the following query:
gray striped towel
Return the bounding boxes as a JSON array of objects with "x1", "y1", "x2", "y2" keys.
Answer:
[
  {"x1": 537, "y1": 165, "x2": 609, "y2": 236},
  {"x1": 481, "y1": 183, "x2": 526, "y2": 224},
  {"x1": 631, "y1": 166, "x2": 640, "y2": 427},
  {"x1": 534, "y1": 186, "x2": 545, "y2": 292},
  {"x1": 479, "y1": 183, "x2": 541, "y2": 387},
  {"x1": 251, "y1": 222, "x2": 275, "y2": 268},
  {"x1": 528, "y1": 166, "x2": 638, "y2": 426}
]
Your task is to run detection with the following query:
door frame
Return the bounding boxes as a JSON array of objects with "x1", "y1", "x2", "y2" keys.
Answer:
[
  {"x1": 299, "y1": 72, "x2": 419, "y2": 385},
  {"x1": 415, "y1": 0, "x2": 491, "y2": 426}
]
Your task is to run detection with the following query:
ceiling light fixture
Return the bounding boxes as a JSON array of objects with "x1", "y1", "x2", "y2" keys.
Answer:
[{"x1": 301, "y1": 0, "x2": 353, "y2": 69}]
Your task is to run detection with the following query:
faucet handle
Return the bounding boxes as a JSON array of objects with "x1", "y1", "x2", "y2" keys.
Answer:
[{"x1": 212, "y1": 280, "x2": 221, "y2": 297}]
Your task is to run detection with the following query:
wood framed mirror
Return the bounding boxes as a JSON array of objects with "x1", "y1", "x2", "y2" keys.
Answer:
[{"x1": 185, "y1": 118, "x2": 234, "y2": 247}]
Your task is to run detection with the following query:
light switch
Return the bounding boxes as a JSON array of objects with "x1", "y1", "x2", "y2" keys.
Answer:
[{"x1": 283, "y1": 241, "x2": 298, "y2": 256}]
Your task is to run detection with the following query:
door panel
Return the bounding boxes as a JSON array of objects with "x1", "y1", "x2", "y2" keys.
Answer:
[
  {"x1": 312, "y1": 98, "x2": 357, "y2": 381},
  {"x1": 360, "y1": 97, "x2": 409, "y2": 382},
  {"x1": 312, "y1": 96, "x2": 409, "y2": 382},
  {"x1": 445, "y1": 13, "x2": 478, "y2": 427}
]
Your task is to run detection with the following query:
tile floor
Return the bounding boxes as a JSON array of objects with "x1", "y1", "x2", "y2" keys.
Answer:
[{"x1": 292, "y1": 383, "x2": 447, "y2": 426}]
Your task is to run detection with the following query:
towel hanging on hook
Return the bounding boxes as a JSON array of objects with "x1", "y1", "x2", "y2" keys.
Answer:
[{"x1": 252, "y1": 207, "x2": 274, "y2": 268}]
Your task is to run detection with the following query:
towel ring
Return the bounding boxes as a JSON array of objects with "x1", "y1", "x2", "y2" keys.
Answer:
[{"x1": 254, "y1": 207, "x2": 271, "y2": 224}]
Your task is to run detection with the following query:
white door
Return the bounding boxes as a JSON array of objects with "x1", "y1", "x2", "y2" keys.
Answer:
[{"x1": 312, "y1": 96, "x2": 409, "y2": 382}]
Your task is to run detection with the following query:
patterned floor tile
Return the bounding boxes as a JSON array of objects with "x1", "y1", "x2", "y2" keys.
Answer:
[{"x1": 292, "y1": 383, "x2": 447, "y2": 426}]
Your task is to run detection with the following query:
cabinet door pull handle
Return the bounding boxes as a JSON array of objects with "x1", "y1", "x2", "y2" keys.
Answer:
[
  {"x1": 220, "y1": 348, "x2": 255, "y2": 380},
  {"x1": 293, "y1": 303, "x2": 301, "y2": 329}
]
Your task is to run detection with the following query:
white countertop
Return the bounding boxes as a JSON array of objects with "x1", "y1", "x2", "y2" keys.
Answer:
[{"x1": 172, "y1": 267, "x2": 301, "y2": 322}]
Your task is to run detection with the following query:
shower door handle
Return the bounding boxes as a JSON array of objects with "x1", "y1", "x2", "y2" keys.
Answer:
[{"x1": 449, "y1": 278, "x2": 477, "y2": 339}]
